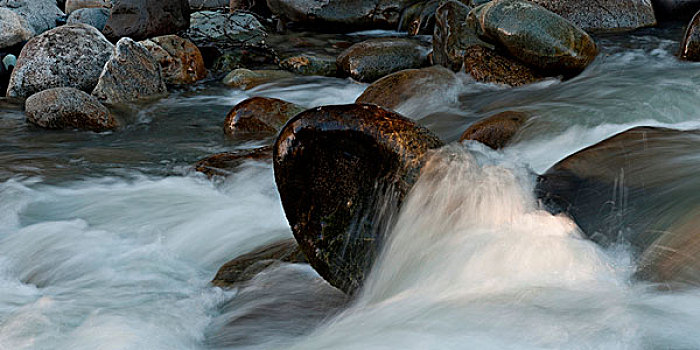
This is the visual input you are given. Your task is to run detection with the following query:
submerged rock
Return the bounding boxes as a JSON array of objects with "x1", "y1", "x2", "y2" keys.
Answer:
[
  {"x1": 212, "y1": 238, "x2": 307, "y2": 287},
  {"x1": 680, "y1": 11, "x2": 700, "y2": 61},
  {"x1": 92, "y1": 37, "x2": 167, "y2": 104},
  {"x1": 140, "y1": 35, "x2": 207, "y2": 85},
  {"x1": 224, "y1": 97, "x2": 305, "y2": 136},
  {"x1": 67, "y1": 7, "x2": 110, "y2": 30},
  {"x1": 463, "y1": 45, "x2": 543, "y2": 86},
  {"x1": 25, "y1": 87, "x2": 117, "y2": 131},
  {"x1": 337, "y1": 38, "x2": 429, "y2": 82},
  {"x1": 222, "y1": 69, "x2": 294, "y2": 89},
  {"x1": 103, "y1": 0, "x2": 190, "y2": 41},
  {"x1": 529, "y1": 0, "x2": 656, "y2": 32},
  {"x1": 280, "y1": 54, "x2": 338, "y2": 77},
  {"x1": 0, "y1": 8, "x2": 34, "y2": 50},
  {"x1": 459, "y1": 110, "x2": 528, "y2": 149},
  {"x1": 6, "y1": 23, "x2": 113, "y2": 98},
  {"x1": 469, "y1": 0, "x2": 598, "y2": 76},
  {"x1": 536, "y1": 126, "x2": 700, "y2": 289},
  {"x1": 274, "y1": 104, "x2": 444, "y2": 293},
  {"x1": 185, "y1": 11, "x2": 266, "y2": 50},
  {"x1": 0, "y1": 0, "x2": 65, "y2": 34},
  {"x1": 195, "y1": 146, "x2": 272, "y2": 177}
]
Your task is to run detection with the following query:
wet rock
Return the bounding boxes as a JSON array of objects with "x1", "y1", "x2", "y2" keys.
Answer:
[
  {"x1": 25, "y1": 87, "x2": 117, "y2": 131},
  {"x1": 337, "y1": 38, "x2": 429, "y2": 83},
  {"x1": 189, "y1": 0, "x2": 228, "y2": 10},
  {"x1": 224, "y1": 97, "x2": 305, "y2": 136},
  {"x1": 536, "y1": 126, "x2": 700, "y2": 289},
  {"x1": 195, "y1": 146, "x2": 272, "y2": 177},
  {"x1": 0, "y1": 0, "x2": 65, "y2": 34},
  {"x1": 469, "y1": 0, "x2": 598, "y2": 76},
  {"x1": 274, "y1": 104, "x2": 444, "y2": 293},
  {"x1": 64, "y1": 0, "x2": 110, "y2": 14},
  {"x1": 267, "y1": 0, "x2": 414, "y2": 31},
  {"x1": 140, "y1": 35, "x2": 207, "y2": 85},
  {"x1": 0, "y1": 8, "x2": 34, "y2": 50},
  {"x1": 459, "y1": 110, "x2": 528, "y2": 149},
  {"x1": 185, "y1": 11, "x2": 266, "y2": 51},
  {"x1": 400, "y1": 0, "x2": 440, "y2": 36},
  {"x1": 528, "y1": 0, "x2": 656, "y2": 32},
  {"x1": 680, "y1": 11, "x2": 700, "y2": 61},
  {"x1": 356, "y1": 65, "x2": 458, "y2": 114},
  {"x1": 92, "y1": 37, "x2": 167, "y2": 104},
  {"x1": 653, "y1": 0, "x2": 700, "y2": 20},
  {"x1": 432, "y1": 0, "x2": 480, "y2": 71},
  {"x1": 67, "y1": 7, "x2": 110, "y2": 30},
  {"x1": 280, "y1": 54, "x2": 337, "y2": 77},
  {"x1": 103, "y1": 0, "x2": 190, "y2": 41},
  {"x1": 463, "y1": 45, "x2": 543, "y2": 86},
  {"x1": 222, "y1": 69, "x2": 294, "y2": 89},
  {"x1": 212, "y1": 238, "x2": 307, "y2": 287},
  {"x1": 6, "y1": 23, "x2": 113, "y2": 99}
]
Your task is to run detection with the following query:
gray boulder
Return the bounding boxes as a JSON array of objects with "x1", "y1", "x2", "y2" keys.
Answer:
[
  {"x1": 6, "y1": 23, "x2": 114, "y2": 98},
  {"x1": 0, "y1": 0, "x2": 65, "y2": 34},
  {"x1": 25, "y1": 87, "x2": 117, "y2": 131},
  {"x1": 185, "y1": 11, "x2": 266, "y2": 50},
  {"x1": 92, "y1": 37, "x2": 167, "y2": 104},
  {"x1": 64, "y1": 0, "x2": 111, "y2": 14},
  {"x1": 337, "y1": 38, "x2": 430, "y2": 82},
  {"x1": 67, "y1": 7, "x2": 110, "y2": 30},
  {"x1": 103, "y1": 0, "x2": 190, "y2": 41},
  {"x1": 0, "y1": 7, "x2": 33, "y2": 49},
  {"x1": 529, "y1": 0, "x2": 656, "y2": 32}
]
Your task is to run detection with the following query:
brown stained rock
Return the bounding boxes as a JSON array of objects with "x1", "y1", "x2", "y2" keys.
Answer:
[
  {"x1": 92, "y1": 37, "x2": 167, "y2": 104},
  {"x1": 6, "y1": 23, "x2": 114, "y2": 98},
  {"x1": 140, "y1": 35, "x2": 207, "y2": 85},
  {"x1": 211, "y1": 238, "x2": 307, "y2": 287},
  {"x1": 195, "y1": 146, "x2": 272, "y2": 177},
  {"x1": 469, "y1": 0, "x2": 598, "y2": 77},
  {"x1": 103, "y1": 0, "x2": 190, "y2": 41},
  {"x1": 25, "y1": 87, "x2": 117, "y2": 132},
  {"x1": 356, "y1": 65, "x2": 457, "y2": 112},
  {"x1": 680, "y1": 11, "x2": 700, "y2": 61},
  {"x1": 528, "y1": 0, "x2": 656, "y2": 32},
  {"x1": 222, "y1": 69, "x2": 295, "y2": 90},
  {"x1": 280, "y1": 54, "x2": 338, "y2": 77},
  {"x1": 274, "y1": 104, "x2": 444, "y2": 294},
  {"x1": 463, "y1": 45, "x2": 543, "y2": 86},
  {"x1": 224, "y1": 97, "x2": 305, "y2": 136},
  {"x1": 337, "y1": 38, "x2": 430, "y2": 82},
  {"x1": 459, "y1": 110, "x2": 528, "y2": 149}
]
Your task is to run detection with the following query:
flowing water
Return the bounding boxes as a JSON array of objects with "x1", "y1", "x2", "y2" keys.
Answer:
[{"x1": 1, "y1": 25, "x2": 700, "y2": 349}]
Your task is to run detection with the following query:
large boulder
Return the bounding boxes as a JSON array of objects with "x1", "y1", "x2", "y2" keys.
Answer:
[
  {"x1": 185, "y1": 11, "x2": 266, "y2": 50},
  {"x1": 25, "y1": 87, "x2": 117, "y2": 131},
  {"x1": 528, "y1": 0, "x2": 656, "y2": 32},
  {"x1": 536, "y1": 126, "x2": 700, "y2": 288},
  {"x1": 92, "y1": 37, "x2": 167, "y2": 104},
  {"x1": 67, "y1": 7, "x2": 110, "y2": 30},
  {"x1": 266, "y1": 0, "x2": 415, "y2": 31},
  {"x1": 0, "y1": 7, "x2": 34, "y2": 50},
  {"x1": 0, "y1": 0, "x2": 65, "y2": 34},
  {"x1": 103, "y1": 0, "x2": 190, "y2": 41},
  {"x1": 680, "y1": 10, "x2": 700, "y2": 61},
  {"x1": 274, "y1": 104, "x2": 444, "y2": 293},
  {"x1": 337, "y1": 38, "x2": 429, "y2": 82},
  {"x1": 459, "y1": 111, "x2": 529, "y2": 149},
  {"x1": 140, "y1": 35, "x2": 207, "y2": 85},
  {"x1": 224, "y1": 97, "x2": 305, "y2": 136},
  {"x1": 6, "y1": 23, "x2": 114, "y2": 99},
  {"x1": 462, "y1": 45, "x2": 543, "y2": 86},
  {"x1": 64, "y1": 0, "x2": 111, "y2": 14},
  {"x1": 653, "y1": 0, "x2": 700, "y2": 20},
  {"x1": 468, "y1": 0, "x2": 598, "y2": 76}
]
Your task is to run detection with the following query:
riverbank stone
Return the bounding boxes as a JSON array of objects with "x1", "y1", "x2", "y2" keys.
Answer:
[
  {"x1": 67, "y1": 7, "x2": 109, "y2": 30},
  {"x1": 337, "y1": 38, "x2": 429, "y2": 82},
  {"x1": 103, "y1": 0, "x2": 190, "y2": 41},
  {"x1": 0, "y1": 0, "x2": 65, "y2": 34},
  {"x1": 140, "y1": 35, "x2": 207, "y2": 85},
  {"x1": 0, "y1": 8, "x2": 34, "y2": 50},
  {"x1": 185, "y1": 11, "x2": 266, "y2": 50},
  {"x1": 25, "y1": 87, "x2": 117, "y2": 131},
  {"x1": 224, "y1": 97, "x2": 305, "y2": 136}
]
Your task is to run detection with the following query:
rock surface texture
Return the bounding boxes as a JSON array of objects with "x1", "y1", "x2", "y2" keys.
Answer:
[
  {"x1": 0, "y1": 7, "x2": 34, "y2": 49},
  {"x1": 25, "y1": 87, "x2": 117, "y2": 131},
  {"x1": 337, "y1": 38, "x2": 429, "y2": 82},
  {"x1": 0, "y1": 0, "x2": 65, "y2": 34},
  {"x1": 6, "y1": 23, "x2": 114, "y2": 98},
  {"x1": 67, "y1": 7, "x2": 110, "y2": 30},
  {"x1": 103, "y1": 0, "x2": 190, "y2": 41},
  {"x1": 459, "y1": 111, "x2": 529, "y2": 148},
  {"x1": 140, "y1": 35, "x2": 207, "y2": 85},
  {"x1": 529, "y1": 0, "x2": 656, "y2": 32},
  {"x1": 224, "y1": 97, "x2": 305, "y2": 136},
  {"x1": 185, "y1": 11, "x2": 266, "y2": 50}
]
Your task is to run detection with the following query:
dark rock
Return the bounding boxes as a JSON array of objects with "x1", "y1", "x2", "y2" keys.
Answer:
[
  {"x1": 224, "y1": 97, "x2": 305, "y2": 136},
  {"x1": 463, "y1": 45, "x2": 544, "y2": 86},
  {"x1": 185, "y1": 11, "x2": 266, "y2": 51},
  {"x1": 222, "y1": 69, "x2": 294, "y2": 89},
  {"x1": 432, "y1": 0, "x2": 480, "y2": 71},
  {"x1": 140, "y1": 35, "x2": 207, "y2": 85},
  {"x1": 680, "y1": 10, "x2": 700, "y2": 61},
  {"x1": 528, "y1": 0, "x2": 656, "y2": 32},
  {"x1": 0, "y1": 7, "x2": 34, "y2": 50},
  {"x1": 400, "y1": 0, "x2": 440, "y2": 36},
  {"x1": 459, "y1": 110, "x2": 528, "y2": 149},
  {"x1": 65, "y1": 0, "x2": 111, "y2": 14},
  {"x1": 189, "y1": 0, "x2": 228, "y2": 10},
  {"x1": 0, "y1": 0, "x2": 65, "y2": 34},
  {"x1": 266, "y1": 0, "x2": 414, "y2": 31},
  {"x1": 274, "y1": 104, "x2": 444, "y2": 294},
  {"x1": 280, "y1": 54, "x2": 338, "y2": 77},
  {"x1": 103, "y1": 0, "x2": 190, "y2": 41},
  {"x1": 67, "y1": 7, "x2": 110, "y2": 30},
  {"x1": 356, "y1": 65, "x2": 458, "y2": 113},
  {"x1": 92, "y1": 37, "x2": 167, "y2": 104},
  {"x1": 25, "y1": 87, "x2": 117, "y2": 131},
  {"x1": 653, "y1": 0, "x2": 700, "y2": 21},
  {"x1": 6, "y1": 23, "x2": 114, "y2": 98},
  {"x1": 469, "y1": 0, "x2": 598, "y2": 76},
  {"x1": 337, "y1": 38, "x2": 429, "y2": 83},
  {"x1": 195, "y1": 146, "x2": 272, "y2": 177},
  {"x1": 536, "y1": 126, "x2": 700, "y2": 289},
  {"x1": 211, "y1": 238, "x2": 307, "y2": 287}
]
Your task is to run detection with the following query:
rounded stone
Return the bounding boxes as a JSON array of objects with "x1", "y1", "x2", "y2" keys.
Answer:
[
  {"x1": 103, "y1": 0, "x2": 190, "y2": 41},
  {"x1": 0, "y1": 7, "x2": 34, "y2": 50},
  {"x1": 140, "y1": 35, "x2": 207, "y2": 85},
  {"x1": 280, "y1": 54, "x2": 338, "y2": 77},
  {"x1": 528, "y1": 0, "x2": 656, "y2": 32},
  {"x1": 64, "y1": 0, "x2": 111, "y2": 14},
  {"x1": 25, "y1": 87, "x2": 117, "y2": 131},
  {"x1": 224, "y1": 97, "x2": 305, "y2": 136},
  {"x1": 337, "y1": 38, "x2": 430, "y2": 82},
  {"x1": 459, "y1": 110, "x2": 529, "y2": 149},
  {"x1": 0, "y1": 0, "x2": 65, "y2": 34},
  {"x1": 67, "y1": 7, "x2": 110, "y2": 30}
]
